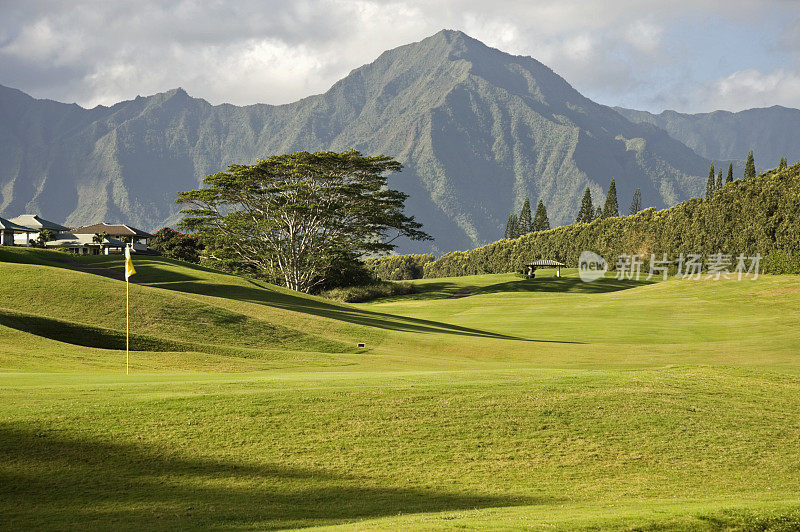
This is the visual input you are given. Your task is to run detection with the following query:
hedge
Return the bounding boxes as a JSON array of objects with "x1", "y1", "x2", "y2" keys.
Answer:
[{"x1": 424, "y1": 164, "x2": 800, "y2": 277}]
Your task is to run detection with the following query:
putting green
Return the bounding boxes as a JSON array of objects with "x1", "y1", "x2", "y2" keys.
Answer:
[{"x1": 1, "y1": 249, "x2": 799, "y2": 529}]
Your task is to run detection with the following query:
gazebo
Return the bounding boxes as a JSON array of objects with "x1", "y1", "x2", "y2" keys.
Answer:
[{"x1": 525, "y1": 259, "x2": 565, "y2": 278}]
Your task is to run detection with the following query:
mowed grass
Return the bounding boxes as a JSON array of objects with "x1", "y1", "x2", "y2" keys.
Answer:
[{"x1": 1, "y1": 249, "x2": 800, "y2": 530}]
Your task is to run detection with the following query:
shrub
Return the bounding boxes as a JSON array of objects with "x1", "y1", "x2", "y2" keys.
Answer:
[
  {"x1": 365, "y1": 254, "x2": 435, "y2": 280},
  {"x1": 320, "y1": 281, "x2": 416, "y2": 303}
]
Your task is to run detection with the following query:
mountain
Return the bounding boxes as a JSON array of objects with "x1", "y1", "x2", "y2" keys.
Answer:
[
  {"x1": 615, "y1": 106, "x2": 800, "y2": 169},
  {"x1": 0, "y1": 30, "x2": 713, "y2": 253}
]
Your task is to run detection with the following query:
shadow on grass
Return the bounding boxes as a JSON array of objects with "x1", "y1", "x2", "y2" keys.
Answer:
[
  {"x1": 0, "y1": 309, "x2": 190, "y2": 352},
  {"x1": 405, "y1": 276, "x2": 655, "y2": 301},
  {"x1": 153, "y1": 279, "x2": 579, "y2": 344},
  {"x1": 0, "y1": 425, "x2": 544, "y2": 529}
]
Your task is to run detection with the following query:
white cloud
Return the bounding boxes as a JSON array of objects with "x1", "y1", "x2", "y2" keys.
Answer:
[
  {"x1": 701, "y1": 68, "x2": 800, "y2": 110},
  {"x1": 0, "y1": 0, "x2": 797, "y2": 112}
]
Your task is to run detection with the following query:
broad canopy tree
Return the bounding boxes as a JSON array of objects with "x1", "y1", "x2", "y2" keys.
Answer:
[{"x1": 177, "y1": 150, "x2": 430, "y2": 293}]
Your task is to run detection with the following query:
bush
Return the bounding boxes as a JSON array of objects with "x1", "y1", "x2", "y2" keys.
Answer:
[
  {"x1": 150, "y1": 227, "x2": 203, "y2": 263},
  {"x1": 320, "y1": 281, "x2": 416, "y2": 303},
  {"x1": 365, "y1": 254, "x2": 434, "y2": 280},
  {"x1": 424, "y1": 164, "x2": 800, "y2": 277}
]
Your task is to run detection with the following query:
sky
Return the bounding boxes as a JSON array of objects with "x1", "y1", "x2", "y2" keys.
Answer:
[{"x1": 1, "y1": 0, "x2": 799, "y2": 113}]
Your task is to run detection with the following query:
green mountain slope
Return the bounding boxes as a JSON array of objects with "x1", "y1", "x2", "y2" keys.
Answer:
[
  {"x1": 0, "y1": 30, "x2": 712, "y2": 252},
  {"x1": 615, "y1": 105, "x2": 800, "y2": 168}
]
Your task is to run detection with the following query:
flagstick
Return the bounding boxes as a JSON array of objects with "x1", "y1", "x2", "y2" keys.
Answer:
[{"x1": 126, "y1": 272, "x2": 129, "y2": 375}]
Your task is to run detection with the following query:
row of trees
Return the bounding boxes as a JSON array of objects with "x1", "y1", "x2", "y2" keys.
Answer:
[
  {"x1": 576, "y1": 179, "x2": 642, "y2": 223},
  {"x1": 423, "y1": 162, "x2": 800, "y2": 278},
  {"x1": 504, "y1": 198, "x2": 550, "y2": 239}
]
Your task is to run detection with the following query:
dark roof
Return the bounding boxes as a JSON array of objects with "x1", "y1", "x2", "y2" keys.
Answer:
[
  {"x1": 0, "y1": 216, "x2": 35, "y2": 232},
  {"x1": 71, "y1": 222, "x2": 153, "y2": 239},
  {"x1": 9, "y1": 214, "x2": 70, "y2": 232},
  {"x1": 526, "y1": 259, "x2": 565, "y2": 267}
]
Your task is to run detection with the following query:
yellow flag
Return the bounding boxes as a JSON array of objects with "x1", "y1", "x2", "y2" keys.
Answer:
[{"x1": 125, "y1": 246, "x2": 136, "y2": 280}]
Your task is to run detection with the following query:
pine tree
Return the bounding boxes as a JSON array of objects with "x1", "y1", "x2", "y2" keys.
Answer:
[
  {"x1": 744, "y1": 150, "x2": 756, "y2": 179},
  {"x1": 595, "y1": 206, "x2": 603, "y2": 220},
  {"x1": 504, "y1": 214, "x2": 518, "y2": 239},
  {"x1": 518, "y1": 197, "x2": 533, "y2": 235},
  {"x1": 726, "y1": 163, "x2": 733, "y2": 183},
  {"x1": 778, "y1": 156, "x2": 788, "y2": 171},
  {"x1": 629, "y1": 188, "x2": 642, "y2": 215},
  {"x1": 532, "y1": 199, "x2": 550, "y2": 231},
  {"x1": 576, "y1": 187, "x2": 594, "y2": 223},
  {"x1": 716, "y1": 170, "x2": 722, "y2": 190},
  {"x1": 706, "y1": 162, "x2": 716, "y2": 198},
  {"x1": 602, "y1": 179, "x2": 619, "y2": 218}
]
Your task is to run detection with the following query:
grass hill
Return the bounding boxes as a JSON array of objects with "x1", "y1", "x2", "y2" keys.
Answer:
[
  {"x1": 2, "y1": 249, "x2": 800, "y2": 528},
  {"x1": 0, "y1": 30, "x2": 713, "y2": 253}
]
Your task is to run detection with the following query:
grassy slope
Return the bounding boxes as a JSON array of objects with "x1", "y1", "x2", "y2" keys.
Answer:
[{"x1": 1, "y1": 250, "x2": 800, "y2": 530}]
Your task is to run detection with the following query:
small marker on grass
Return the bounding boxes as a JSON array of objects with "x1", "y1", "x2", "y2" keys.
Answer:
[{"x1": 357, "y1": 342, "x2": 366, "y2": 349}]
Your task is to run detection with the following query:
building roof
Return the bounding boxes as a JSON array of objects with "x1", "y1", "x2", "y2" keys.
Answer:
[
  {"x1": 71, "y1": 222, "x2": 153, "y2": 239},
  {"x1": 9, "y1": 214, "x2": 70, "y2": 232},
  {"x1": 45, "y1": 233, "x2": 126, "y2": 248},
  {"x1": 526, "y1": 259, "x2": 566, "y2": 267},
  {"x1": 0, "y1": 216, "x2": 35, "y2": 232}
]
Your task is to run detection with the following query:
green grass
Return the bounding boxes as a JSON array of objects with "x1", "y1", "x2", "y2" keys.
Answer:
[{"x1": 2, "y1": 250, "x2": 800, "y2": 529}]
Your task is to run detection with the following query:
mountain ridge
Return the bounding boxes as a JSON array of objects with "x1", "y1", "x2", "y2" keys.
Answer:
[
  {"x1": 1, "y1": 29, "x2": 724, "y2": 252},
  {"x1": 614, "y1": 105, "x2": 800, "y2": 167}
]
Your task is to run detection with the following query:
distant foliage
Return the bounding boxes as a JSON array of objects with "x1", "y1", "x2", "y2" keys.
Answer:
[
  {"x1": 744, "y1": 151, "x2": 757, "y2": 179},
  {"x1": 706, "y1": 162, "x2": 717, "y2": 199},
  {"x1": 150, "y1": 227, "x2": 203, "y2": 263},
  {"x1": 424, "y1": 164, "x2": 800, "y2": 277},
  {"x1": 602, "y1": 179, "x2": 619, "y2": 218},
  {"x1": 365, "y1": 254, "x2": 435, "y2": 280},
  {"x1": 726, "y1": 163, "x2": 734, "y2": 184},
  {"x1": 576, "y1": 187, "x2": 595, "y2": 223},
  {"x1": 532, "y1": 200, "x2": 550, "y2": 231},
  {"x1": 504, "y1": 214, "x2": 518, "y2": 239},
  {"x1": 629, "y1": 188, "x2": 642, "y2": 215},
  {"x1": 518, "y1": 198, "x2": 533, "y2": 235},
  {"x1": 778, "y1": 157, "x2": 788, "y2": 171}
]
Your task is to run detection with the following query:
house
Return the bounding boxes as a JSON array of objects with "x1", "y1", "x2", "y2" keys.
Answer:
[
  {"x1": 45, "y1": 233, "x2": 127, "y2": 255},
  {"x1": 8, "y1": 214, "x2": 70, "y2": 246},
  {"x1": 71, "y1": 223, "x2": 154, "y2": 253},
  {"x1": 0, "y1": 216, "x2": 35, "y2": 246}
]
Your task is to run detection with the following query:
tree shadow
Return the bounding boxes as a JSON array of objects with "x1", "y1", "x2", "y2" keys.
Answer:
[
  {"x1": 0, "y1": 308, "x2": 190, "y2": 351},
  {"x1": 0, "y1": 425, "x2": 546, "y2": 529},
  {"x1": 404, "y1": 276, "x2": 654, "y2": 301},
  {"x1": 473, "y1": 276, "x2": 655, "y2": 295},
  {"x1": 156, "y1": 279, "x2": 579, "y2": 344}
]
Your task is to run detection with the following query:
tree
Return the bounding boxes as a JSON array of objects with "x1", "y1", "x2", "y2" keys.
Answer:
[
  {"x1": 150, "y1": 227, "x2": 203, "y2": 263},
  {"x1": 779, "y1": 157, "x2": 788, "y2": 171},
  {"x1": 576, "y1": 187, "x2": 594, "y2": 223},
  {"x1": 504, "y1": 214, "x2": 518, "y2": 239},
  {"x1": 629, "y1": 188, "x2": 642, "y2": 215},
  {"x1": 706, "y1": 162, "x2": 716, "y2": 198},
  {"x1": 35, "y1": 228, "x2": 54, "y2": 248},
  {"x1": 744, "y1": 150, "x2": 756, "y2": 179},
  {"x1": 532, "y1": 199, "x2": 550, "y2": 231},
  {"x1": 595, "y1": 206, "x2": 603, "y2": 220},
  {"x1": 726, "y1": 163, "x2": 734, "y2": 183},
  {"x1": 716, "y1": 170, "x2": 723, "y2": 191},
  {"x1": 177, "y1": 150, "x2": 430, "y2": 293},
  {"x1": 602, "y1": 179, "x2": 619, "y2": 217},
  {"x1": 92, "y1": 231, "x2": 109, "y2": 254},
  {"x1": 518, "y1": 197, "x2": 533, "y2": 234}
]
